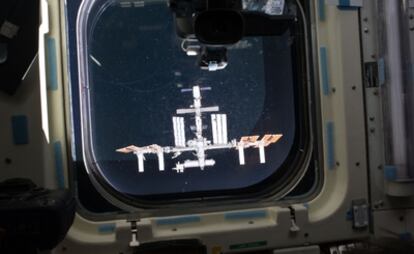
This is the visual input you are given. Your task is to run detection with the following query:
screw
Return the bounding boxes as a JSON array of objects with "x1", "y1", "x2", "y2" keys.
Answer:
[
  {"x1": 363, "y1": 17, "x2": 368, "y2": 22},
  {"x1": 336, "y1": 162, "x2": 340, "y2": 167},
  {"x1": 364, "y1": 27, "x2": 369, "y2": 33},
  {"x1": 356, "y1": 162, "x2": 360, "y2": 167},
  {"x1": 352, "y1": 86, "x2": 356, "y2": 90},
  {"x1": 371, "y1": 54, "x2": 377, "y2": 59},
  {"x1": 370, "y1": 128, "x2": 375, "y2": 133},
  {"x1": 369, "y1": 117, "x2": 375, "y2": 122},
  {"x1": 332, "y1": 87, "x2": 336, "y2": 93},
  {"x1": 4, "y1": 158, "x2": 11, "y2": 165},
  {"x1": 373, "y1": 90, "x2": 379, "y2": 96}
]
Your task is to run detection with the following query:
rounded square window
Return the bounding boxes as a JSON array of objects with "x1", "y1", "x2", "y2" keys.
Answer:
[{"x1": 71, "y1": 0, "x2": 314, "y2": 212}]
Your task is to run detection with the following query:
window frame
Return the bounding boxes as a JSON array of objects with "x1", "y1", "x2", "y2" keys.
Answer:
[{"x1": 69, "y1": 0, "x2": 320, "y2": 217}]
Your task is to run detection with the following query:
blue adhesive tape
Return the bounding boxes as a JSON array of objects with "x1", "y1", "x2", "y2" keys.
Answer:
[
  {"x1": 11, "y1": 115, "x2": 29, "y2": 145},
  {"x1": 318, "y1": 0, "x2": 326, "y2": 21},
  {"x1": 156, "y1": 216, "x2": 201, "y2": 226},
  {"x1": 46, "y1": 36, "x2": 58, "y2": 91},
  {"x1": 337, "y1": 0, "x2": 360, "y2": 9},
  {"x1": 338, "y1": 0, "x2": 351, "y2": 6},
  {"x1": 326, "y1": 122, "x2": 335, "y2": 170},
  {"x1": 399, "y1": 232, "x2": 412, "y2": 241},
  {"x1": 54, "y1": 141, "x2": 65, "y2": 188},
  {"x1": 384, "y1": 165, "x2": 397, "y2": 181},
  {"x1": 320, "y1": 47, "x2": 330, "y2": 95},
  {"x1": 346, "y1": 209, "x2": 353, "y2": 221},
  {"x1": 337, "y1": 6, "x2": 358, "y2": 10},
  {"x1": 98, "y1": 224, "x2": 116, "y2": 234},
  {"x1": 225, "y1": 210, "x2": 268, "y2": 220}
]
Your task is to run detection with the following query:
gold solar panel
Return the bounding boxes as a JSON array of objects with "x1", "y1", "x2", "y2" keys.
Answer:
[
  {"x1": 262, "y1": 134, "x2": 283, "y2": 146},
  {"x1": 240, "y1": 135, "x2": 260, "y2": 143}
]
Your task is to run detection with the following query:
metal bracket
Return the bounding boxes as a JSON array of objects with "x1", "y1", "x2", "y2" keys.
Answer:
[
  {"x1": 128, "y1": 219, "x2": 140, "y2": 247},
  {"x1": 351, "y1": 199, "x2": 369, "y2": 229},
  {"x1": 288, "y1": 206, "x2": 301, "y2": 233}
]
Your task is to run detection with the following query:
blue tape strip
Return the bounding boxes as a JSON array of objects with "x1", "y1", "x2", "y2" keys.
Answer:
[
  {"x1": 98, "y1": 224, "x2": 116, "y2": 234},
  {"x1": 337, "y1": 0, "x2": 360, "y2": 9},
  {"x1": 326, "y1": 122, "x2": 335, "y2": 170},
  {"x1": 399, "y1": 232, "x2": 412, "y2": 241},
  {"x1": 378, "y1": 58, "x2": 385, "y2": 86},
  {"x1": 11, "y1": 115, "x2": 29, "y2": 145},
  {"x1": 320, "y1": 47, "x2": 330, "y2": 95},
  {"x1": 156, "y1": 216, "x2": 201, "y2": 226},
  {"x1": 54, "y1": 141, "x2": 65, "y2": 188},
  {"x1": 384, "y1": 165, "x2": 397, "y2": 181},
  {"x1": 225, "y1": 210, "x2": 268, "y2": 220},
  {"x1": 337, "y1": 6, "x2": 358, "y2": 10},
  {"x1": 46, "y1": 36, "x2": 58, "y2": 91},
  {"x1": 346, "y1": 209, "x2": 353, "y2": 221},
  {"x1": 338, "y1": 0, "x2": 351, "y2": 6},
  {"x1": 318, "y1": 0, "x2": 326, "y2": 21}
]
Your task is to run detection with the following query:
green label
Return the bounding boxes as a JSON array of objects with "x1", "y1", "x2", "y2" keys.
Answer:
[{"x1": 229, "y1": 241, "x2": 267, "y2": 250}]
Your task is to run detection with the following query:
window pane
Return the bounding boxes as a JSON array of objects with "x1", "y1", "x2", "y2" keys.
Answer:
[{"x1": 82, "y1": 1, "x2": 296, "y2": 197}]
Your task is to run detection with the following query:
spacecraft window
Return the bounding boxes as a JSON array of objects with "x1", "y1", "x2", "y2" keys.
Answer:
[{"x1": 72, "y1": 0, "x2": 313, "y2": 212}]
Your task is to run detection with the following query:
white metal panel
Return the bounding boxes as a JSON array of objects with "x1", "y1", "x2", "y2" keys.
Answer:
[
  {"x1": 211, "y1": 114, "x2": 218, "y2": 144},
  {"x1": 157, "y1": 151, "x2": 165, "y2": 171},
  {"x1": 238, "y1": 145, "x2": 245, "y2": 165},
  {"x1": 259, "y1": 144, "x2": 265, "y2": 163},
  {"x1": 211, "y1": 114, "x2": 228, "y2": 144},
  {"x1": 173, "y1": 116, "x2": 186, "y2": 147},
  {"x1": 136, "y1": 153, "x2": 145, "y2": 173},
  {"x1": 221, "y1": 114, "x2": 228, "y2": 144}
]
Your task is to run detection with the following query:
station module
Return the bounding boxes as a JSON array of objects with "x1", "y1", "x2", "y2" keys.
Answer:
[{"x1": 117, "y1": 85, "x2": 282, "y2": 173}]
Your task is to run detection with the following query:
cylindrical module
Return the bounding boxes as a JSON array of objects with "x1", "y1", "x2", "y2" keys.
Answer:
[
  {"x1": 383, "y1": 0, "x2": 408, "y2": 179},
  {"x1": 380, "y1": 0, "x2": 414, "y2": 195}
]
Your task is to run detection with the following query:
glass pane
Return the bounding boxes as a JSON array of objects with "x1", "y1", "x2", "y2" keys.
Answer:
[{"x1": 83, "y1": 1, "x2": 296, "y2": 196}]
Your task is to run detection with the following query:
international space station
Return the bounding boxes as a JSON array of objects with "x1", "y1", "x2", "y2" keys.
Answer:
[{"x1": 116, "y1": 86, "x2": 282, "y2": 173}]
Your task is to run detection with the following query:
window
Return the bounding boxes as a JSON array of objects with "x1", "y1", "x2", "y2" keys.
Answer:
[{"x1": 70, "y1": 0, "x2": 314, "y2": 213}]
